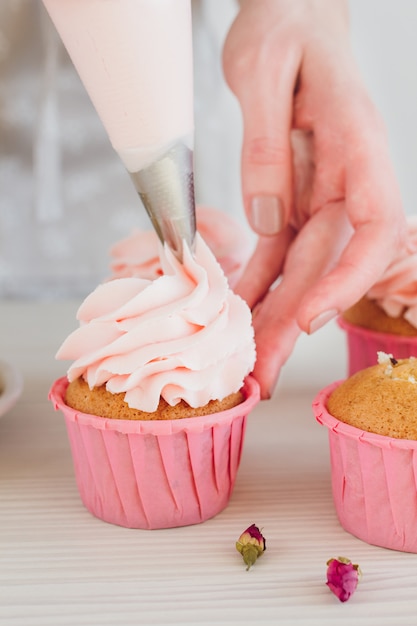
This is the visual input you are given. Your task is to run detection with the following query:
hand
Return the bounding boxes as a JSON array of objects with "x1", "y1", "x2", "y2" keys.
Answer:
[{"x1": 222, "y1": 0, "x2": 407, "y2": 398}]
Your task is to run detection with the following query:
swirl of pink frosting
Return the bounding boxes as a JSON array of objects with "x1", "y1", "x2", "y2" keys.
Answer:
[
  {"x1": 367, "y1": 216, "x2": 417, "y2": 327},
  {"x1": 109, "y1": 206, "x2": 253, "y2": 288},
  {"x1": 56, "y1": 235, "x2": 256, "y2": 413}
]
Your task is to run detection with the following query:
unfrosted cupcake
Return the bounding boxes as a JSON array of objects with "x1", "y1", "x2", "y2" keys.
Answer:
[
  {"x1": 313, "y1": 352, "x2": 417, "y2": 552},
  {"x1": 109, "y1": 205, "x2": 253, "y2": 288},
  {"x1": 339, "y1": 216, "x2": 417, "y2": 374},
  {"x1": 50, "y1": 235, "x2": 259, "y2": 530}
]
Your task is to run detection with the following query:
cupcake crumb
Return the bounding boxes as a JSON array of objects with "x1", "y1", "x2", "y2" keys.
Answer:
[{"x1": 327, "y1": 356, "x2": 417, "y2": 439}]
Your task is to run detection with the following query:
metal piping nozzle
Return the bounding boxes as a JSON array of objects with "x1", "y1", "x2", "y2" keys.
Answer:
[{"x1": 130, "y1": 140, "x2": 196, "y2": 261}]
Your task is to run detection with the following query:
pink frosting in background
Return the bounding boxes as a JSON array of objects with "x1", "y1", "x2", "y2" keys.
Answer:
[
  {"x1": 109, "y1": 206, "x2": 253, "y2": 288},
  {"x1": 367, "y1": 216, "x2": 417, "y2": 327},
  {"x1": 56, "y1": 235, "x2": 256, "y2": 413}
]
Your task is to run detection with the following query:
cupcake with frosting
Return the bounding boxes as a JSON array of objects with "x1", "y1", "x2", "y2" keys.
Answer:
[
  {"x1": 339, "y1": 216, "x2": 417, "y2": 374},
  {"x1": 50, "y1": 235, "x2": 259, "y2": 530},
  {"x1": 109, "y1": 205, "x2": 253, "y2": 288},
  {"x1": 313, "y1": 352, "x2": 417, "y2": 552}
]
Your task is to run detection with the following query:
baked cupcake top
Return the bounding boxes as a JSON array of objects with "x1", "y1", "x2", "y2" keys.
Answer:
[
  {"x1": 56, "y1": 235, "x2": 256, "y2": 413},
  {"x1": 109, "y1": 206, "x2": 253, "y2": 288},
  {"x1": 327, "y1": 352, "x2": 417, "y2": 439}
]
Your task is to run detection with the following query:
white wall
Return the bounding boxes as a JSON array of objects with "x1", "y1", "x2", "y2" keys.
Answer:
[{"x1": 349, "y1": 0, "x2": 417, "y2": 217}]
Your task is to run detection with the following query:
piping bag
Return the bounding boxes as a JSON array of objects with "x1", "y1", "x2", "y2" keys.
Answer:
[{"x1": 42, "y1": 0, "x2": 196, "y2": 261}]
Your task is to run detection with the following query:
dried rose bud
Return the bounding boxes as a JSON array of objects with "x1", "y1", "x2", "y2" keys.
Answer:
[
  {"x1": 326, "y1": 557, "x2": 362, "y2": 602},
  {"x1": 236, "y1": 524, "x2": 266, "y2": 570}
]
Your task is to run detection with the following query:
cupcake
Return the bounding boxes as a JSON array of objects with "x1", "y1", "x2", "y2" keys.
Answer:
[
  {"x1": 339, "y1": 216, "x2": 417, "y2": 375},
  {"x1": 50, "y1": 235, "x2": 259, "y2": 530},
  {"x1": 109, "y1": 205, "x2": 253, "y2": 288},
  {"x1": 313, "y1": 352, "x2": 417, "y2": 552}
]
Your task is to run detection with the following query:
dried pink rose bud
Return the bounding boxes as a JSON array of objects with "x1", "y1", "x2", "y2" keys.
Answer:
[
  {"x1": 326, "y1": 557, "x2": 361, "y2": 602},
  {"x1": 236, "y1": 524, "x2": 266, "y2": 570}
]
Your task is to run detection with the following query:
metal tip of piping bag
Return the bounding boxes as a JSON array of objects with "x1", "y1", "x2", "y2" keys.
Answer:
[{"x1": 130, "y1": 140, "x2": 196, "y2": 262}]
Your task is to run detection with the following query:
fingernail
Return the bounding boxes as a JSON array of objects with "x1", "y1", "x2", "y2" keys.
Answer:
[
  {"x1": 308, "y1": 309, "x2": 339, "y2": 334},
  {"x1": 250, "y1": 195, "x2": 284, "y2": 235}
]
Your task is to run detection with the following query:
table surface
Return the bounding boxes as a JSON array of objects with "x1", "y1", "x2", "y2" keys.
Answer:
[{"x1": 1, "y1": 299, "x2": 417, "y2": 626}]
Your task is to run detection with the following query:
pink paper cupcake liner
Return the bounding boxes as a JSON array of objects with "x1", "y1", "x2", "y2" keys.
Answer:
[
  {"x1": 338, "y1": 317, "x2": 417, "y2": 376},
  {"x1": 313, "y1": 381, "x2": 417, "y2": 553},
  {"x1": 50, "y1": 375, "x2": 260, "y2": 530}
]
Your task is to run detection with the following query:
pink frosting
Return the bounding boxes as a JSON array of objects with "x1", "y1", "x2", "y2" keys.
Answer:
[
  {"x1": 109, "y1": 206, "x2": 253, "y2": 288},
  {"x1": 56, "y1": 235, "x2": 256, "y2": 413},
  {"x1": 367, "y1": 216, "x2": 417, "y2": 327}
]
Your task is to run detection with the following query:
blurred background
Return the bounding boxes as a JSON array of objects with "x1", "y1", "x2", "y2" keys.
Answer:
[{"x1": 0, "y1": 0, "x2": 416, "y2": 299}]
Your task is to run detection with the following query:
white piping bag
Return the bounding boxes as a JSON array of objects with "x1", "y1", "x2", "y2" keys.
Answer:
[{"x1": 42, "y1": 0, "x2": 196, "y2": 260}]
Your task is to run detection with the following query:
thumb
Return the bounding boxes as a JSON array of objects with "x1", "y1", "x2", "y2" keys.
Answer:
[{"x1": 225, "y1": 42, "x2": 301, "y2": 235}]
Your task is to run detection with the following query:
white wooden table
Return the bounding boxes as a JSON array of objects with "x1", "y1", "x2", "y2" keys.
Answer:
[{"x1": 1, "y1": 299, "x2": 416, "y2": 626}]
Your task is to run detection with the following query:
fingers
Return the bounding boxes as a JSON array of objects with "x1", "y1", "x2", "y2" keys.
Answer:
[
  {"x1": 234, "y1": 226, "x2": 295, "y2": 308},
  {"x1": 251, "y1": 292, "x2": 302, "y2": 399},
  {"x1": 297, "y1": 138, "x2": 407, "y2": 333},
  {"x1": 297, "y1": 216, "x2": 407, "y2": 334},
  {"x1": 251, "y1": 202, "x2": 353, "y2": 398},
  {"x1": 223, "y1": 20, "x2": 302, "y2": 236},
  {"x1": 239, "y1": 97, "x2": 294, "y2": 236}
]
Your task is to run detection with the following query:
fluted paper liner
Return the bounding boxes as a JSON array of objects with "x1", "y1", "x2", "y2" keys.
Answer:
[
  {"x1": 313, "y1": 381, "x2": 417, "y2": 552},
  {"x1": 338, "y1": 317, "x2": 417, "y2": 376},
  {"x1": 50, "y1": 376, "x2": 260, "y2": 529}
]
